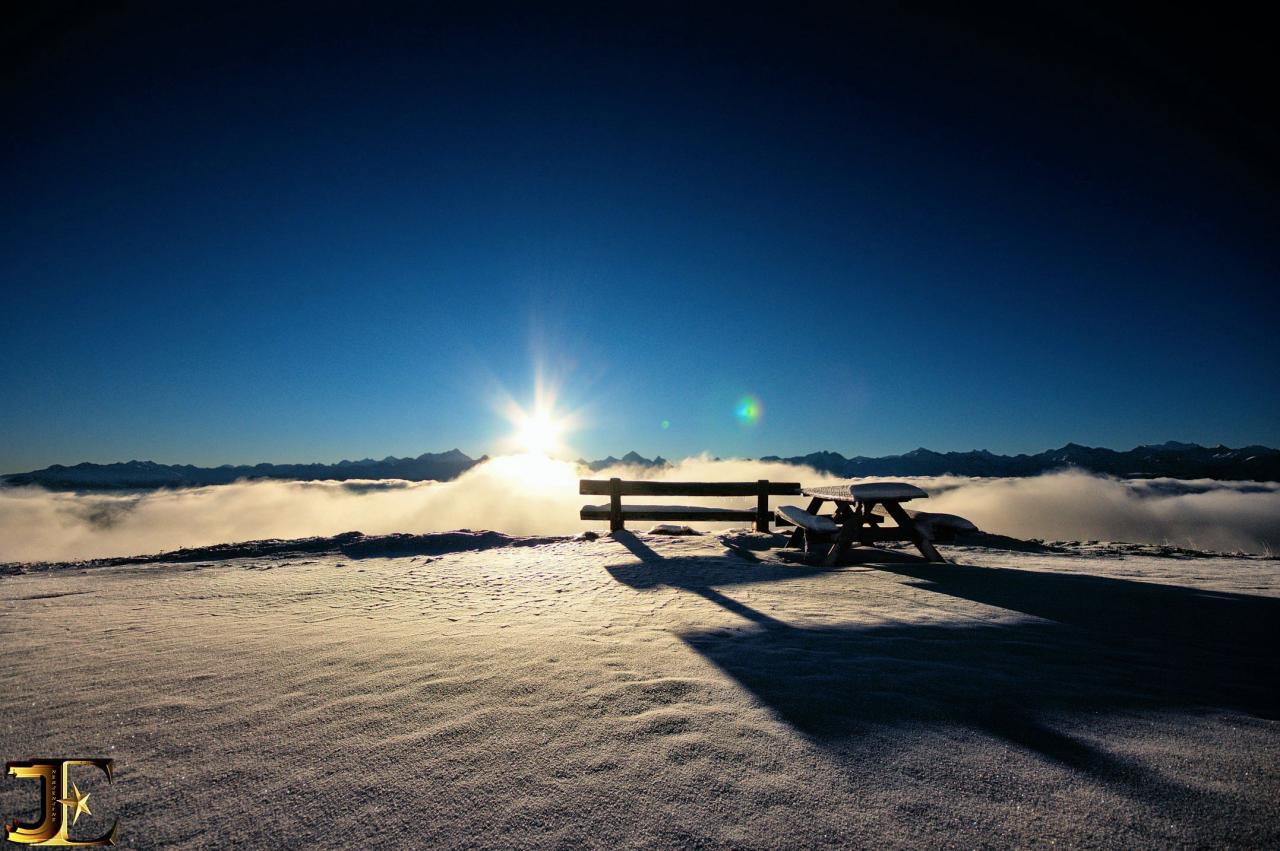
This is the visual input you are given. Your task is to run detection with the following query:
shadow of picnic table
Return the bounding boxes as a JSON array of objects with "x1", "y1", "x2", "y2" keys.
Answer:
[{"x1": 605, "y1": 532, "x2": 1280, "y2": 809}]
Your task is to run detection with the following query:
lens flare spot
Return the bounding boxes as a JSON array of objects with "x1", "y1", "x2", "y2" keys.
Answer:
[
  {"x1": 660, "y1": 419, "x2": 671, "y2": 430},
  {"x1": 735, "y1": 395, "x2": 762, "y2": 425}
]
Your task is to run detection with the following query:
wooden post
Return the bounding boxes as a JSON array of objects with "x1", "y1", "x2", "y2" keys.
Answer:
[
  {"x1": 609, "y1": 477, "x2": 623, "y2": 532},
  {"x1": 755, "y1": 479, "x2": 769, "y2": 532}
]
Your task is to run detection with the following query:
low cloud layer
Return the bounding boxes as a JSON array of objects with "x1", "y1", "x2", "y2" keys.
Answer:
[{"x1": 1, "y1": 456, "x2": 1277, "y2": 562}]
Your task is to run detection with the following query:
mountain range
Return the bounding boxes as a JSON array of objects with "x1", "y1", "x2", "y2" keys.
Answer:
[
  {"x1": 3, "y1": 442, "x2": 1277, "y2": 490},
  {"x1": 754, "y1": 441, "x2": 1280, "y2": 482},
  {"x1": 1, "y1": 449, "x2": 484, "y2": 490}
]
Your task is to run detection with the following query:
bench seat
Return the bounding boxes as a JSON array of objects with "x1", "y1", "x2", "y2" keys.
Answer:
[
  {"x1": 775, "y1": 505, "x2": 839, "y2": 534},
  {"x1": 911, "y1": 511, "x2": 979, "y2": 532},
  {"x1": 580, "y1": 504, "x2": 760, "y2": 522}
]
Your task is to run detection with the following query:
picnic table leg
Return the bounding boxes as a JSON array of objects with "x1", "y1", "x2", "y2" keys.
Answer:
[
  {"x1": 856, "y1": 500, "x2": 877, "y2": 546},
  {"x1": 883, "y1": 501, "x2": 945, "y2": 563},
  {"x1": 788, "y1": 497, "x2": 824, "y2": 548},
  {"x1": 822, "y1": 516, "x2": 862, "y2": 566}
]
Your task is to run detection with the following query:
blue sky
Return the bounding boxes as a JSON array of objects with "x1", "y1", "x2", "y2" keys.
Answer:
[{"x1": 2, "y1": 5, "x2": 1276, "y2": 471}]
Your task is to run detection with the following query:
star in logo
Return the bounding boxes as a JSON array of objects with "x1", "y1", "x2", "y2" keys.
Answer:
[{"x1": 57, "y1": 782, "x2": 92, "y2": 825}]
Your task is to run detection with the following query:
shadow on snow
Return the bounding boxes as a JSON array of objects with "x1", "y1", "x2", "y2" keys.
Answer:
[{"x1": 605, "y1": 531, "x2": 1280, "y2": 809}]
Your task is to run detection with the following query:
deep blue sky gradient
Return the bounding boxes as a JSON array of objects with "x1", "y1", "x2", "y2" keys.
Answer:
[{"x1": 2, "y1": 3, "x2": 1277, "y2": 471}]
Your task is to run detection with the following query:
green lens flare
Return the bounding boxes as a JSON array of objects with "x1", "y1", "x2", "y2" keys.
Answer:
[{"x1": 735, "y1": 395, "x2": 762, "y2": 425}]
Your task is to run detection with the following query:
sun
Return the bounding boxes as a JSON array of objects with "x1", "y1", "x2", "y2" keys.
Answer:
[
  {"x1": 514, "y1": 408, "x2": 565, "y2": 456},
  {"x1": 495, "y1": 369, "x2": 582, "y2": 458}
]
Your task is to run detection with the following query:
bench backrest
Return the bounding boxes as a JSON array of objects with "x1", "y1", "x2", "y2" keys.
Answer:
[
  {"x1": 579, "y1": 478, "x2": 801, "y2": 532},
  {"x1": 579, "y1": 479, "x2": 801, "y2": 497}
]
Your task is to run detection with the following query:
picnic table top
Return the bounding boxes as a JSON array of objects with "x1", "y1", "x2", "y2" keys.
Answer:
[{"x1": 801, "y1": 482, "x2": 929, "y2": 502}]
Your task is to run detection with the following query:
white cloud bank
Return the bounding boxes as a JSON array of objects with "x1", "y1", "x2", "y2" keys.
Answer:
[{"x1": 1, "y1": 456, "x2": 1278, "y2": 562}]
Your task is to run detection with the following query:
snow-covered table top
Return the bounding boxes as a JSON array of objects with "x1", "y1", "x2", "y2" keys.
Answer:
[{"x1": 801, "y1": 482, "x2": 929, "y2": 502}]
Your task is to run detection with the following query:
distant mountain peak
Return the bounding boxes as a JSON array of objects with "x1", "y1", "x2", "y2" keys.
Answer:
[
  {"x1": 417, "y1": 448, "x2": 471, "y2": 462},
  {"x1": 581, "y1": 451, "x2": 669, "y2": 473}
]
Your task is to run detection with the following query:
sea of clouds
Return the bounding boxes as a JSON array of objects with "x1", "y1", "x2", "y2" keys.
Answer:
[{"x1": 1, "y1": 456, "x2": 1278, "y2": 562}]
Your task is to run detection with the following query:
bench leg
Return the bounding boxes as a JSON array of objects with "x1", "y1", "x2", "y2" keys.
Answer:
[
  {"x1": 803, "y1": 530, "x2": 836, "y2": 558},
  {"x1": 788, "y1": 498, "x2": 824, "y2": 548},
  {"x1": 822, "y1": 520, "x2": 861, "y2": 567},
  {"x1": 883, "y1": 501, "x2": 945, "y2": 562}
]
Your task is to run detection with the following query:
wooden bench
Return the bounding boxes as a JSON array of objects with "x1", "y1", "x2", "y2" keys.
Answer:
[
  {"x1": 908, "y1": 511, "x2": 979, "y2": 544},
  {"x1": 774, "y1": 505, "x2": 840, "y2": 555},
  {"x1": 774, "y1": 504, "x2": 839, "y2": 534},
  {"x1": 580, "y1": 479, "x2": 801, "y2": 532}
]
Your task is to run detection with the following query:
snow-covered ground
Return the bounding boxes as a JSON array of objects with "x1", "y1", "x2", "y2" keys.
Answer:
[{"x1": 1, "y1": 532, "x2": 1276, "y2": 848}]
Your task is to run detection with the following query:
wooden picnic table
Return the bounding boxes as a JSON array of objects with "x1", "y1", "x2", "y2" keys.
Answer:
[{"x1": 783, "y1": 482, "x2": 945, "y2": 565}]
